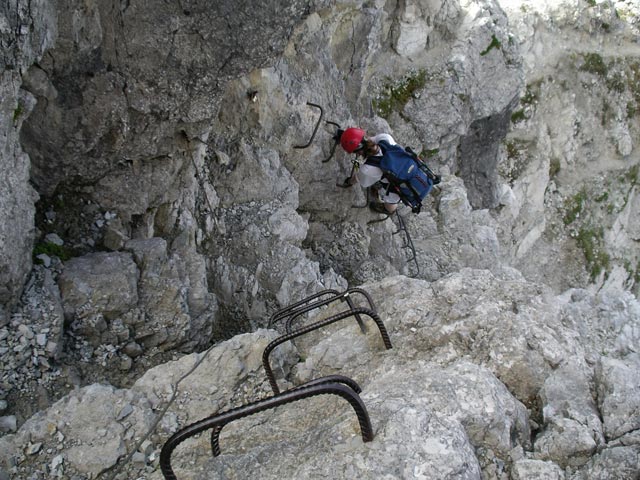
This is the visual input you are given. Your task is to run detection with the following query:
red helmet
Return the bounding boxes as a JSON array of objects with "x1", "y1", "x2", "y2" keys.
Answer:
[{"x1": 340, "y1": 127, "x2": 366, "y2": 153}]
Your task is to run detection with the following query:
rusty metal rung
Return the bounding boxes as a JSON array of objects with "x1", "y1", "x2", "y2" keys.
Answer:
[
  {"x1": 263, "y1": 307, "x2": 392, "y2": 395},
  {"x1": 159, "y1": 377, "x2": 373, "y2": 480},
  {"x1": 294, "y1": 102, "x2": 324, "y2": 149},
  {"x1": 268, "y1": 289, "x2": 341, "y2": 328},
  {"x1": 284, "y1": 288, "x2": 376, "y2": 335}
]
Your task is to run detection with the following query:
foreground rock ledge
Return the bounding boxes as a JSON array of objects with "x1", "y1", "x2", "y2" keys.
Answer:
[{"x1": 1, "y1": 270, "x2": 638, "y2": 479}]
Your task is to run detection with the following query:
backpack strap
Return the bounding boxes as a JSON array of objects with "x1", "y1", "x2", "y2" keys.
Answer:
[{"x1": 363, "y1": 140, "x2": 390, "y2": 168}]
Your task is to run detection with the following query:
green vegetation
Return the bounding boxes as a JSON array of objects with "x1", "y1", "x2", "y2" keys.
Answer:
[
  {"x1": 576, "y1": 227, "x2": 610, "y2": 280},
  {"x1": 33, "y1": 241, "x2": 72, "y2": 263},
  {"x1": 627, "y1": 102, "x2": 637, "y2": 118},
  {"x1": 373, "y1": 70, "x2": 427, "y2": 119},
  {"x1": 480, "y1": 35, "x2": 502, "y2": 56},
  {"x1": 521, "y1": 83, "x2": 539, "y2": 105},
  {"x1": 594, "y1": 191, "x2": 609, "y2": 202},
  {"x1": 563, "y1": 189, "x2": 587, "y2": 225},
  {"x1": 511, "y1": 109, "x2": 526, "y2": 123},
  {"x1": 505, "y1": 140, "x2": 520, "y2": 159},
  {"x1": 13, "y1": 102, "x2": 23, "y2": 122},
  {"x1": 420, "y1": 148, "x2": 440, "y2": 158},
  {"x1": 549, "y1": 158, "x2": 561, "y2": 178},
  {"x1": 606, "y1": 72, "x2": 626, "y2": 93},
  {"x1": 580, "y1": 53, "x2": 608, "y2": 76},
  {"x1": 586, "y1": 0, "x2": 596, "y2": 6},
  {"x1": 626, "y1": 163, "x2": 639, "y2": 184}
]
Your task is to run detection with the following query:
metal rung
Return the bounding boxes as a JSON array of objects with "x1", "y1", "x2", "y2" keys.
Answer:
[
  {"x1": 268, "y1": 289, "x2": 341, "y2": 328},
  {"x1": 263, "y1": 307, "x2": 392, "y2": 395},
  {"x1": 284, "y1": 288, "x2": 376, "y2": 334},
  {"x1": 159, "y1": 377, "x2": 373, "y2": 480}
]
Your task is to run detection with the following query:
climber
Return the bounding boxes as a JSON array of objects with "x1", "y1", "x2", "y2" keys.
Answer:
[
  {"x1": 338, "y1": 127, "x2": 438, "y2": 214},
  {"x1": 339, "y1": 128, "x2": 402, "y2": 214}
]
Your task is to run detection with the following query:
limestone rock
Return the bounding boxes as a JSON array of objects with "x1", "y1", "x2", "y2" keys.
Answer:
[
  {"x1": 0, "y1": 0, "x2": 56, "y2": 323},
  {"x1": 595, "y1": 354, "x2": 640, "y2": 441},
  {"x1": 535, "y1": 361, "x2": 604, "y2": 467},
  {"x1": 511, "y1": 459, "x2": 564, "y2": 480},
  {"x1": 57, "y1": 252, "x2": 138, "y2": 346}
]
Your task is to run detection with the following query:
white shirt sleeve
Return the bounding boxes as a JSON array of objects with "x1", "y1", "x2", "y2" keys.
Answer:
[{"x1": 370, "y1": 133, "x2": 396, "y2": 145}]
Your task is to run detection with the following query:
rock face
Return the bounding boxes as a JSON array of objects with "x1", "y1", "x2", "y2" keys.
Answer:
[
  {"x1": 0, "y1": 0, "x2": 56, "y2": 325},
  {"x1": 1, "y1": 0, "x2": 640, "y2": 479},
  {"x1": 1, "y1": 272, "x2": 638, "y2": 479}
]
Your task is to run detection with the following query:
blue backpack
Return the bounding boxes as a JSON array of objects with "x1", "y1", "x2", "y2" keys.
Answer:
[{"x1": 366, "y1": 140, "x2": 439, "y2": 213}]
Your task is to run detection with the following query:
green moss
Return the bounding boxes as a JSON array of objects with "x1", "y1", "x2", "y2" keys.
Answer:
[
  {"x1": 586, "y1": 0, "x2": 596, "y2": 6},
  {"x1": 505, "y1": 140, "x2": 520, "y2": 159},
  {"x1": 580, "y1": 53, "x2": 608, "y2": 76},
  {"x1": 521, "y1": 84, "x2": 539, "y2": 105},
  {"x1": 576, "y1": 227, "x2": 610, "y2": 280},
  {"x1": 626, "y1": 164, "x2": 639, "y2": 184},
  {"x1": 594, "y1": 191, "x2": 609, "y2": 202},
  {"x1": 563, "y1": 189, "x2": 587, "y2": 225},
  {"x1": 13, "y1": 102, "x2": 23, "y2": 122},
  {"x1": 480, "y1": 35, "x2": 502, "y2": 56},
  {"x1": 421, "y1": 148, "x2": 439, "y2": 158},
  {"x1": 511, "y1": 109, "x2": 526, "y2": 123},
  {"x1": 373, "y1": 69, "x2": 427, "y2": 119},
  {"x1": 606, "y1": 72, "x2": 626, "y2": 93},
  {"x1": 33, "y1": 241, "x2": 72, "y2": 262},
  {"x1": 627, "y1": 102, "x2": 637, "y2": 118},
  {"x1": 549, "y1": 158, "x2": 561, "y2": 178}
]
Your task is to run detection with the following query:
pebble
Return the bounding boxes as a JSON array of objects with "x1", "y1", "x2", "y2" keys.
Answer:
[
  {"x1": 50, "y1": 454, "x2": 64, "y2": 472},
  {"x1": 36, "y1": 254, "x2": 51, "y2": 267},
  {"x1": 132, "y1": 452, "x2": 146, "y2": 464},
  {"x1": 0, "y1": 415, "x2": 17, "y2": 433},
  {"x1": 26, "y1": 442, "x2": 42, "y2": 455},
  {"x1": 117, "y1": 404, "x2": 133, "y2": 421},
  {"x1": 44, "y1": 233, "x2": 64, "y2": 246},
  {"x1": 18, "y1": 325, "x2": 34, "y2": 340},
  {"x1": 139, "y1": 439, "x2": 154, "y2": 455}
]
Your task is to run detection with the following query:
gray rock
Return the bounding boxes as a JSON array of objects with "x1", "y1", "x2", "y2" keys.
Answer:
[
  {"x1": 0, "y1": 415, "x2": 17, "y2": 433},
  {"x1": 570, "y1": 445, "x2": 640, "y2": 480},
  {"x1": 511, "y1": 459, "x2": 564, "y2": 480},
  {"x1": 0, "y1": 0, "x2": 56, "y2": 319},
  {"x1": 44, "y1": 233, "x2": 64, "y2": 246},
  {"x1": 58, "y1": 252, "x2": 139, "y2": 321},
  {"x1": 534, "y1": 361, "x2": 604, "y2": 467},
  {"x1": 595, "y1": 354, "x2": 640, "y2": 441}
]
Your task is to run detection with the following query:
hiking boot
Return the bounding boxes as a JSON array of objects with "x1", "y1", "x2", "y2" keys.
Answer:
[{"x1": 369, "y1": 202, "x2": 388, "y2": 214}]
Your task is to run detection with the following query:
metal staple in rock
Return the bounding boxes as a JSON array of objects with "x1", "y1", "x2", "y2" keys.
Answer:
[
  {"x1": 208, "y1": 374, "x2": 363, "y2": 456},
  {"x1": 159, "y1": 378, "x2": 373, "y2": 480},
  {"x1": 284, "y1": 288, "x2": 377, "y2": 334},
  {"x1": 263, "y1": 307, "x2": 393, "y2": 395},
  {"x1": 268, "y1": 289, "x2": 340, "y2": 328}
]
